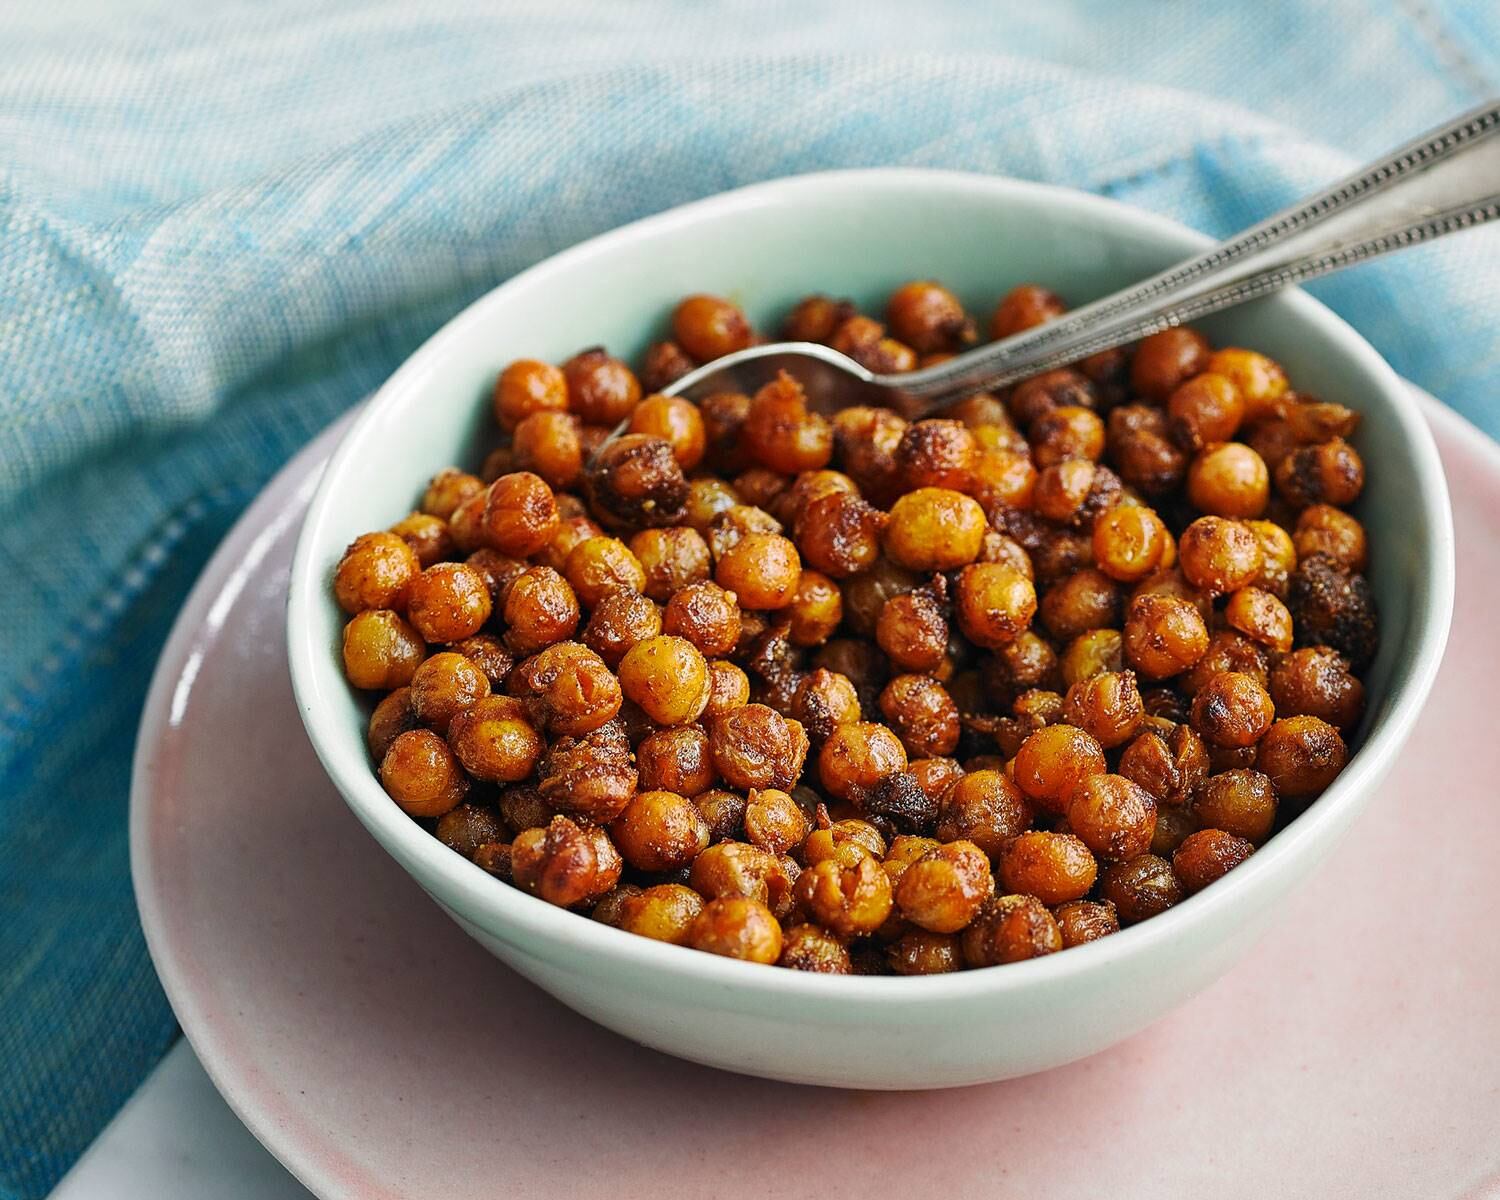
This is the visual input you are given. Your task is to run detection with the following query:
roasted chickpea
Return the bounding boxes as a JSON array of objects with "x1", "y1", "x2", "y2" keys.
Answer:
[
  {"x1": 1118, "y1": 723, "x2": 1209, "y2": 808},
  {"x1": 1246, "y1": 519, "x2": 1297, "y2": 597},
  {"x1": 434, "y1": 803, "x2": 506, "y2": 861},
  {"x1": 639, "y1": 339, "x2": 696, "y2": 393},
  {"x1": 402, "y1": 562, "x2": 491, "y2": 644},
  {"x1": 503, "y1": 566, "x2": 580, "y2": 655},
  {"x1": 512, "y1": 815, "x2": 622, "y2": 908},
  {"x1": 970, "y1": 447, "x2": 1038, "y2": 510},
  {"x1": 779, "y1": 924, "x2": 853, "y2": 973},
  {"x1": 705, "y1": 659, "x2": 752, "y2": 718},
  {"x1": 622, "y1": 394, "x2": 705, "y2": 472},
  {"x1": 342, "y1": 609, "x2": 426, "y2": 690},
  {"x1": 1130, "y1": 327, "x2": 1210, "y2": 401},
  {"x1": 690, "y1": 842, "x2": 797, "y2": 920},
  {"x1": 949, "y1": 562, "x2": 1036, "y2": 650},
  {"x1": 613, "y1": 635, "x2": 709, "y2": 727},
  {"x1": 627, "y1": 526, "x2": 711, "y2": 603},
  {"x1": 561, "y1": 536, "x2": 644, "y2": 609},
  {"x1": 887, "y1": 930, "x2": 963, "y2": 974},
  {"x1": 611, "y1": 883, "x2": 703, "y2": 945},
  {"x1": 743, "y1": 788, "x2": 810, "y2": 856},
  {"x1": 890, "y1": 840, "x2": 992, "y2": 933},
  {"x1": 884, "y1": 488, "x2": 986, "y2": 571},
  {"x1": 795, "y1": 853, "x2": 893, "y2": 938},
  {"x1": 879, "y1": 674, "x2": 960, "y2": 758},
  {"x1": 1041, "y1": 568, "x2": 1121, "y2": 642},
  {"x1": 629, "y1": 727, "x2": 712, "y2": 799},
  {"x1": 509, "y1": 411, "x2": 582, "y2": 491},
  {"x1": 929, "y1": 771, "x2": 1024, "y2": 858},
  {"x1": 990, "y1": 283, "x2": 1065, "y2": 338},
  {"x1": 581, "y1": 589, "x2": 661, "y2": 668},
  {"x1": 463, "y1": 549, "x2": 526, "y2": 607},
  {"x1": 1059, "y1": 628, "x2": 1124, "y2": 687},
  {"x1": 1091, "y1": 504, "x2": 1170, "y2": 584},
  {"x1": 1168, "y1": 372, "x2": 1244, "y2": 450},
  {"x1": 561, "y1": 347, "x2": 641, "y2": 425},
  {"x1": 1205, "y1": 347, "x2": 1288, "y2": 421},
  {"x1": 1187, "y1": 442, "x2": 1270, "y2": 518},
  {"x1": 585, "y1": 434, "x2": 690, "y2": 529},
  {"x1": 1012, "y1": 723, "x2": 1106, "y2": 811},
  {"x1": 887, "y1": 280, "x2": 973, "y2": 352},
  {"x1": 607, "y1": 790, "x2": 710, "y2": 872},
  {"x1": 497, "y1": 783, "x2": 555, "y2": 834},
  {"x1": 740, "y1": 373, "x2": 833, "y2": 475},
  {"x1": 538, "y1": 512, "x2": 604, "y2": 572},
  {"x1": 520, "y1": 641, "x2": 623, "y2": 736},
  {"x1": 1178, "y1": 516, "x2": 1263, "y2": 595},
  {"x1": 1191, "y1": 768, "x2": 1277, "y2": 843},
  {"x1": 801, "y1": 818, "x2": 886, "y2": 867},
  {"x1": 389, "y1": 511, "x2": 454, "y2": 568},
  {"x1": 1179, "y1": 630, "x2": 1269, "y2": 697},
  {"x1": 896, "y1": 419, "x2": 976, "y2": 492},
  {"x1": 380, "y1": 728, "x2": 469, "y2": 816},
  {"x1": 1055, "y1": 900, "x2": 1120, "y2": 947},
  {"x1": 408, "y1": 651, "x2": 489, "y2": 734},
  {"x1": 1294, "y1": 504, "x2": 1367, "y2": 571},
  {"x1": 1121, "y1": 591, "x2": 1210, "y2": 681},
  {"x1": 1269, "y1": 646, "x2": 1364, "y2": 733},
  {"x1": 710, "y1": 704, "x2": 810, "y2": 792},
  {"x1": 686, "y1": 897, "x2": 782, "y2": 963},
  {"x1": 1029, "y1": 406, "x2": 1105, "y2": 468},
  {"x1": 711, "y1": 531, "x2": 801, "y2": 611},
  {"x1": 818, "y1": 720, "x2": 908, "y2": 802},
  {"x1": 1008, "y1": 368, "x2": 1096, "y2": 428},
  {"x1": 335, "y1": 531, "x2": 421, "y2": 614},
  {"x1": 1190, "y1": 671, "x2": 1275, "y2": 748},
  {"x1": 692, "y1": 788, "x2": 746, "y2": 842},
  {"x1": 1061, "y1": 669, "x2": 1143, "y2": 749},
  {"x1": 1286, "y1": 553, "x2": 1378, "y2": 671},
  {"x1": 1099, "y1": 853, "x2": 1184, "y2": 924},
  {"x1": 782, "y1": 294, "x2": 857, "y2": 343},
  {"x1": 479, "y1": 471, "x2": 557, "y2": 558},
  {"x1": 962, "y1": 894, "x2": 1063, "y2": 966},
  {"x1": 367, "y1": 688, "x2": 418, "y2": 762},
  {"x1": 1275, "y1": 438, "x2": 1364, "y2": 508},
  {"x1": 1110, "y1": 406, "x2": 1189, "y2": 496},
  {"x1": 998, "y1": 831, "x2": 1097, "y2": 906},
  {"x1": 786, "y1": 570, "x2": 843, "y2": 647},
  {"x1": 792, "y1": 489, "x2": 885, "y2": 580},
  {"x1": 696, "y1": 391, "x2": 753, "y2": 474},
  {"x1": 494, "y1": 358, "x2": 568, "y2": 431},
  {"x1": 831, "y1": 405, "x2": 906, "y2": 501},
  {"x1": 671, "y1": 294, "x2": 753, "y2": 361},
  {"x1": 443, "y1": 694, "x2": 543, "y2": 782},
  {"x1": 876, "y1": 589, "x2": 949, "y2": 673},
  {"x1": 1065, "y1": 773, "x2": 1157, "y2": 861},
  {"x1": 830, "y1": 314, "x2": 917, "y2": 374},
  {"x1": 537, "y1": 718, "x2": 638, "y2": 823},
  {"x1": 682, "y1": 478, "x2": 741, "y2": 536},
  {"x1": 1173, "y1": 828, "x2": 1254, "y2": 893},
  {"x1": 1224, "y1": 587, "x2": 1294, "y2": 655},
  {"x1": 788, "y1": 668, "x2": 862, "y2": 742},
  {"x1": 1257, "y1": 715, "x2": 1348, "y2": 802}
]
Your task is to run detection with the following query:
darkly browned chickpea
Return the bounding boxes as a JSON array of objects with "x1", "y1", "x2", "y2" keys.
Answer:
[
  {"x1": 931, "y1": 771, "x2": 1025, "y2": 858},
  {"x1": 795, "y1": 853, "x2": 893, "y2": 937},
  {"x1": 887, "y1": 929, "x2": 962, "y2": 975},
  {"x1": 832, "y1": 404, "x2": 907, "y2": 502},
  {"x1": 1054, "y1": 900, "x2": 1119, "y2": 949},
  {"x1": 1294, "y1": 504, "x2": 1367, "y2": 572},
  {"x1": 790, "y1": 668, "x2": 862, "y2": 742},
  {"x1": 985, "y1": 630, "x2": 1060, "y2": 703},
  {"x1": 688, "y1": 897, "x2": 783, "y2": 963},
  {"x1": 585, "y1": 434, "x2": 689, "y2": 529},
  {"x1": 1173, "y1": 828, "x2": 1254, "y2": 893},
  {"x1": 741, "y1": 373, "x2": 833, "y2": 475},
  {"x1": 1130, "y1": 327, "x2": 1211, "y2": 401},
  {"x1": 1224, "y1": 586, "x2": 1294, "y2": 655},
  {"x1": 637, "y1": 725, "x2": 716, "y2": 796},
  {"x1": 1192, "y1": 768, "x2": 1277, "y2": 844},
  {"x1": 744, "y1": 788, "x2": 810, "y2": 855},
  {"x1": 1168, "y1": 372, "x2": 1244, "y2": 450},
  {"x1": 829, "y1": 314, "x2": 918, "y2": 374},
  {"x1": 1179, "y1": 630, "x2": 1269, "y2": 697},
  {"x1": 591, "y1": 882, "x2": 644, "y2": 927},
  {"x1": 1177, "y1": 516, "x2": 1262, "y2": 595},
  {"x1": 949, "y1": 562, "x2": 1036, "y2": 650},
  {"x1": 503, "y1": 566, "x2": 580, "y2": 656},
  {"x1": 1032, "y1": 459, "x2": 1120, "y2": 527},
  {"x1": 1149, "y1": 804, "x2": 1198, "y2": 857},
  {"x1": 627, "y1": 394, "x2": 707, "y2": 472},
  {"x1": 368, "y1": 687, "x2": 418, "y2": 761},
  {"x1": 447, "y1": 694, "x2": 544, "y2": 782},
  {"x1": 705, "y1": 659, "x2": 751, "y2": 719},
  {"x1": 405, "y1": 562, "x2": 492, "y2": 644},
  {"x1": 515, "y1": 641, "x2": 623, "y2": 736},
  {"x1": 1062, "y1": 669, "x2": 1143, "y2": 749},
  {"x1": 497, "y1": 783, "x2": 555, "y2": 834},
  {"x1": 435, "y1": 802, "x2": 506, "y2": 861},
  {"x1": 1012, "y1": 723, "x2": 1106, "y2": 812},
  {"x1": 1275, "y1": 438, "x2": 1364, "y2": 508},
  {"x1": 1029, "y1": 406, "x2": 1105, "y2": 468},
  {"x1": 837, "y1": 560, "x2": 916, "y2": 642},
  {"x1": 1090, "y1": 505, "x2": 1169, "y2": 584},
  {"x1": 672, "y1": 294, "x2": 753, "y2": 362},
  {"x1": 782, "y1": 294, "x2": 857, "y2": 343},
  {"x1": 790, "y1": 490, "x2": 882, "y2": 580},
  {"x1": 1257, "y1": 715, "x2": 1349, "y2": 801},
  {"x1": 1065, "y1": 773, "x2": 1157, "y2": 862},
  {"x1": 896, "y1": 419, "x2": 976, "y2": 492},
  {"x1": 342, "y1": 609, "x2": 426, "y2": 690},
  {"x1": 1289, "y1": 555, "x2": 1379, "y2": 671},
  {"x1": 884, "y1": 487, "x2": 986, "y2": 571},
  {"x1": 609, "y1": 790, "x2": 711, "y2": 872},
  {"x1": 1190, "y1": 671, "x2": 1275, "y2": 748},
  {"x1": 1270, "y1": 646, "x2": 1364, "y2": 733},
  {"x1": 698, "y1": 391, "x2": 753, "y2": 474},
  {"x1": 818, "y1": 720, "x2": 908, "y2": 802},
  {"x1": 389, "y1": 511, "x2": 454, "y2": 567},
  {"x1": 887, "y1": 280, "x2": 973, "y2": 353},
  {"x1": 561, "y1": 347, "x2": 641, "y2": 426},
  {"x1": 380, "y1": 728, "x2": 469, "y2": 817},
  {"x1": 962, "y1": 894, "x2": 1063, "y2": 966},
  {"x1": 1109, "y1": 405, "x2": 1189, "y2": 496},
  {"x1": 512, "y1": 411, "x2": 583, "y2": 491},
  {"x1": 711, "y1": 703, "x2": 810, "y2": 792},
  {"x1": 562, "y1": 536, "x2": 645, "y2": 609},
  {"x1": 464, "y1": 549, "x2": 526, "y2": 606},
  {"x1": 991, "y1": 283, "x2": 1065, "y2": 339},
  {"x1": 335, "y1": 531, "x2": 421, "y2": 614},
  {"x1": 1099, "y1": 854, "x2": 1184, "y2": 924},
  {"x1": 613, "y1": 883, "x2": 703, "y2": 945},
  {"x1": 629, "y1": 526, "x2": 711, "y2": 602},
  {"x1": 998, "y1": 831, "x2": 1097, "y2": 906},
  {"x1": 1120, "y1": 723, "x2": 1208, "y2": 806},
  {"x1": 494, "y1": 358, "x2": 568, "y2": 431},
  {"x1": 682, "y1": 479, "x2": 740, "y2": 537},
  {"x1": 694, "y1": 788, "x2": 747, "y2": 841},
  {"x1": 1206, "y1": 347, "x2": 1288, "y2": 421},
  {"x1": 712, "y1": 531, "x2": 801, "y2": 611},
  {"x1": 777, "y1": 924, "x2": 853, "y2": 973},
  {"x1": 409, "y1": 650, "x2": 490, "y2": 734},
  {"x1": 537, "y1": 718, "x2": 638, "y2": 822},
  {"x1": 786, "y1": 570, "x2": 842, "y2": 647},
  {"x1": 614, "y1": 635, "x2": 708, "y2": 727},
  {"x1": 581, "y1": 588, "x2": 661, "y2": 668},
  {"x1": 893, "y1": 841, "x2": 994, "y2": 933},
  {"x1": 639, "y1": 340, "x2": 696, "y2": 394},
  {"x1": 875, "y1": 589, "x2": 948, "y2": 674},
  {"x1": 1123, "y1": 591, "x2": 1211, "y2": 682},
  {"x1": 482, "y1": 471, "x2": 559, "y2": 559},
  {"x1": 512, "y1": 815, "x2": 622, "y2": 908},
  {"x1": 879, "y1": 674, "x2": 960, "y2": 758},
  {"x1": 1041, "y1": 568, "x2": 1121, "y2": 643}
]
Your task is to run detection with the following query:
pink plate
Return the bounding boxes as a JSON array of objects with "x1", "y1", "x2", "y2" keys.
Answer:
[{"x1": 133, "y1": 394, "x2": 1500, "y2": 1200}]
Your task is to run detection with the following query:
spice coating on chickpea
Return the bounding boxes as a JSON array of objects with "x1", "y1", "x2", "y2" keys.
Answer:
[
  {"x1": 447, "y1": 695, "x2": 544, "y2": 783},
  {"x1": 1012, "y1": 723, "x2": 1106, "y2": 811},
  {"x1": 342, "y1": 609, "x2": 426, "y2": 690},
  {"x1": 1173, "y1": 828, "x2": 1254, "y2": 893},
  {"x1": 884, "y1": 488, "x2": 986, "y2": 571},
  {"x1": 962, "y1": 894, "x2": 1063, "y2": 966},
  {"x1": 380, "y1": 729, "x2": 469, "y2": 817},
  {"x1": 819, "y1": 721, "x2": 908, "y2": 802},
  {"x1": 494, "y1": 359, "x2": 568, "y2": 431},
  {"x1": 335, "y1": 532, "x2": 421, "y2": 614},
  {"x1": 895, "y1": 841, "x2": 994, "y2": 932}
]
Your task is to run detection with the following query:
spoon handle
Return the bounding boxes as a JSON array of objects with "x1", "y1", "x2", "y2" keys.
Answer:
[{"x1": 900, "y1": 100, "x2": 1500, "y2": 401}]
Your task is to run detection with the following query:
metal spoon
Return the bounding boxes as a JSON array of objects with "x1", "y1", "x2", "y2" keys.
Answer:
[{"x1": 659, "y1": 100, "x2": 1500, "y2": 418}]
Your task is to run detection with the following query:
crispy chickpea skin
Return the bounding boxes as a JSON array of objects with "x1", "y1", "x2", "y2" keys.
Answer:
[
  {"x1": 447, "y1": 695, "x2": 545, "y2": 783},
  {"x1": 406, "y1": 562, "x2": 493, "y2": 643},
  {"x1": 1092, "y1": 505, "x2": 1170, "y2": 584},
  {"x1": 1012, "y1": 723, "x2": 1106, "y2": 811},
  {"x1": 637, "y1": 725, "x2": 716, "y2": 796},
  {"x1": 1118, "y1": 724, "x2": 1209, "y2": 807},
  {"x1": 512, "y1": 815, "x2": 622, "y2": 908},
  {"x1": 503, "y1": 566, "x2": 581, "y2": 656},
  {"x1": 610, "y1": 790, "x2": 711, "y2": 872},
  {"x1": 894, "y1": 840, "x2": 994, "y2": 933},
  {"x1": 334, "y1": 532, "x2": 421, "y2": 614},
  {"x1": 884, "y1": 487, "x2": 987, "y2": 571},
  {"x1": 1178, "y1": 516, "x2": 1263, "y2": 595},
  {"x1": 1062, "y1": 670, "x2": 1144, "y2": 749},
  {"x1": 705, "y1": 659, "x2": 752, "y2": 718},
  {"x1": 690, "y1": 841, "x2": 797, "y2": 915},
  {"x1": 483, "y1": 472, "x2": 560, "y2": 558},
  {"x1": 779, "y1": 924, "x2": 854, "y2": 973},
  {"x1": 1257, "y1": 715, "x2": 1349, "y2": 801},
  {"x1": 342, "y1": 610, "x2": 426, "y2": 690},
  {"x1": 616, "y1": 884, "x2": 705, "y2": 945},
  {"x1": 1269, "y1": 646, "x2": 1365, "y2": 732},
  {"x1": 896, "y1": 419, "x2": 976, "y2": 492},
  {"x1": 1099, "y1": 854, "x2": 1184, "y2": 924},
  {"x1": 582, "y1": 589, "x2": 662, "y2": 668},
  {"x1": 715, "y1": 532, "x2": 802, "y2": 610},
  {"x1": 516, "y1": 641, "x2": 623, "y2": 736},
  {"x1": 962, "y1": 894, "x2": 1063, "y2": 966},
  {"x1": 935, "y1": 770, "x2": 1029, "y2": 857},
  {"x1": 876, "y1": 589, "x2": 949, "y2": 674},
  {"x1": 742, "y1": 374, "x2": 834, "y2": 475},
  {"x1": 1190, "y1": 671, "x2": 1275, "y2": 748},
  {"x1": 562, "y1": 347, "x2": 641, "y2": 426},
  {"x1": 744, "y1": 788, "x2": 811, "y2": 855},
  {"x1": 380, "y1": 728, "x2": 469, "y2": 816},
  {"x1": 711, "y1": 703, "x2": 810, "y2": 791},
  {"x1": 795, "y1": 853, "x2": 894, "y2": 937},
  {"x1": 618, "y1": 635, "x2": 711, "y2": 726},
  {"x1": 1275, "y1": 438, "x2": 1365, "y2": 508},
  {"x1": 1289, "y1": 554, "x2": 1379, "y2": 671},
  {"x1": 1173, "y1": 828, "x2": 1254, "y2": 893},
  {"x1": 563, "y1": 536, "x2": 645, "y2": 608},
  {"x1": 1130, "y1": 327, "x2": 1210, "y2": 401},
  {"x1": 1055, "y1": 900, "x2": 1121, "y2": 948},
  {"x1": 494, "y1": 358, "x2": 568, "y2": 431},
  {"x1": 537, "y1": 718, "x2": 638, "y2": 823},
  {"x1": 998, "y1": 831, "x2": 1097, "y2": 906},
  {"x1": 1066, "y1": 773, "x2": 1157, "y2": 861},
  {"x1": 1123, "y1": 592, "x2": 1210, "y2": 681},
  {"x1": 791, "y1": 668, "x2": 862, "y2": 742},
  {"x1": 688, "y1": 897, "x2": 783, "y2": 963},
  {"x1": 819, "y1": 721, "x2": 908, "y2": 802},
  {"x1": 1192, "y1": 768, "x2": 1277, "y2": 843},
  {"x1": 879, "y1": 674, "x2": 961, "y2": 758},
  {"x1": 954, "y1": 563, "x2": 1037, "y2": 649},
  {"x1": 630, "y1": 526, "x2": 712, "y2": 602},
  {"x1": 410, "y1": 651, "x2": 491, "y2": 733},
  {"x1": 585, "y1": 434, "x2": 689, "y2": 529}
]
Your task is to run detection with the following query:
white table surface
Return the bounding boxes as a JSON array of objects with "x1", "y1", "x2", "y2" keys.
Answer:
[{"x1": 49, "y1": 1041, "x2": 311, "y2": 1200}]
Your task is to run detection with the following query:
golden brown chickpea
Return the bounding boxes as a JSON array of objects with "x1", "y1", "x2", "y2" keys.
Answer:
[
  {"x1": 990, "y1": 283, "x2": 1065, "y2": 339},
  {"x1": 609, "y1": 790, "x2": 711, "y2": 872},
  {"x1": 896, "y1": 419, "x2": 976, "y2": 492},
  {"x1": 1029, "y1": 406, "x2": 1105, "y2": 468},
  {"x1": 1275, "y1": 438, "x2": 1364, "y2": 508},
  {"x1": 671, "y1": 294, "x2": 753, "y2": 362},
  {"x1": 879, "y1": 675, "x2": 960, "y2": 758},
  {"x1": 502, "y1": 566, "x2": 580, "y2": 656},
  {"x1": 626, "y1": 394, "x2": 707, "y2": 471},
  {"x1": 713, "y1": 531, "x2": 801, "y2": 611},
  {"x1": 1245, "y1": 519, "x2": 1297, "y2": 597},
  {"x1": 409, "y1": 650, "x2": 490, "y2": 734},
  {"x1": 693, "y1": 787, "x2": 747, "y2": 841},
  {"x1": 1178, "y1": 516, "x2": 1264, "y2": 595},
  {"x1": 876, "y1": 589, "x2": 949, "y2": 674},
  {"x1": 1121, "y1": 592, "x2": 1210, "y2": 681},
  {"x1": 689, "y1": 841, "x2": 795, "y2": 915},
  {"x1": 562, "y1": 536, "x2": 645, "y2": 609},
  {"x1": 613, "y1": 883, "x2": 703, "y2": 945},
  {"x1": 970, "y1": 447, "x2": 1038, "y2": 510},
  {"x1": 494, "y1": 358, "x2": 568, "y2": 431},
  {"x1": 1012, "y1": 723, "x2": 1106, "y2": 812},
  {"x1": 1190, "y1": 670, "x2": 1275, "y2": 748},
  {"x1": 1040, "y1": 568, "x2": 1122, "y2": 642},
  {"x1": 832, "y1": 405, "x2": 907, "y2": 503},
  {"x1": 705, "y1": 659, "x2": 752, "y2": 719},
  {"x1": 537, "y1": 718, "x2": 638, "y2": 822},
  {"x1": 483, "y1": 471, "x2": 560, "y2": 558},
  {"x1": 367, "y1": 687, "x2": 418, "y2": 761},
  {"x1": 1285, "y1": 398, "x2": 1360, "y2": 443},
  {"x1": 335, "y1": 532, "x2": 421, "y2": 614},
  {"x1": 1168, "y1": 372, "x2": 1244, "y2": 450},
  {"x1": 741, "y1": 374, "x2": 834, "y2": 475},
  {"x1": 932, "y1": 771, "x2": 1025, "y2": 858},
  {"x1": 628, "y1": 526, "x2": 712, "y2": 602},
  {"x1": 405, "y1": 562, "x2": 493, "y2": 644},
  {"x1": 793, "y1": 490, "x2": 886, "y2": 580},
  {"x1": 744, "y1": 788, "x2": 810, "y2": 856},
  {"x1": 1065, "y1": 773, "x2": 1157, "y2": 862},
  {"x1": 1257, "y1": 715, "x2": 1348, "y2": 801},
  {"x1": 634, "y1": 725, "x2": 715, "y2": 797},
  {"x1": 1032, "y1": 459, "x2": 1121, "y2": 527},
  {"x1": 1178, "y1": 630, "x2": 1269, "y2": 697},
  {"x1": 818, "y1": 720, "x2": 908, "y2": 802},
  {"x1": 342, "y1": 609, "x2": 426, "y2": 690},
  {"x1": 561, "y1": 347, "x2": 641, "y2": 425},
  {"x1": 435, "y1": 803, "x2": 506, "y2": 861},
  {"x1": 1118, "y1": 723, "x2": 1209, "y2": 807},
  {"x1": 591, "y1": 882, "x2": 644, "y2": 928},
  {"x1": 1192, "y1": 768, "x2": 1277, "y2": 844},
  {"x1": 389, "y1": 511, "x2": 454, "y2": 568},
  {"x1": 1061, "y1": 670, "x2": 1144, "y2": 749},
  {"x1": 585, "y1": 434, "x2": 690, "y2": 529},
  {"x1": 786, "y1": 570, "x2": 843, "y2": 647},
  {"x1": 537, "y1": 512, "x2": 604, "y2": 572},
  {"x1": 795, "y1": 853, "x2": 893, "y2": 938},
  {"x1": 1269, "y1": 646, "x2": 1364, "y2": 733},
  {"x1": 782, "y1": 294, "x2": 857, "y2": 343},
  {"x1": 512, "y1": 815, "x2": 623, "y2": 908},
  {"x1": 1091, "y1": 504, "x2": 1170, "y2": 584},
  {"x1": 616, "y1": 635, "x2": 710, "y2": 727},
  {"x1": 1294, "y1": 504, "x2": 1367, "y2": 571},
  {"x1": 1205, "y1": 348, "x2": 1288, "y2": 421},
  {"x1": 380, "y1": 728, "x2": 469, "y2": 817},
  {"x1": 509, "y1": 411, "x2": 582, "y2": 491},
  {"x1": 887, "y1": 280, "x2": 973, "y2": 353},
  {"x1": 710, "y1": 703, "x2": 810, "y2": 792},
  {"x1": 1054, "y1": 899, "x2": 1120, "y2": 947},
  {"x1": 1059, "y1": 628, "x2": 1124, "y2": 687},
  {"x1": 1130, "y1": 327, "x2": 1211, "y2": 401},
  {"x1": 886, "y1": 929, "x2": 962, "y2": 974},
  {"x1": 688, "y1": 897, "x2": 783, "y2": 963},
  {"x1": 581, "y1": 588, "x2": 661, "y2": 667},
  {"x1": 1173, "y1": 828, "x2": 1254, "y2": 893},
  {"x1": 801, "y1": 818, "x2": 885, "y2": 868},
  {"x1": 778, "y1": 924, "x2": 853, "y2": 973},
  {"x1": 962, "y1": 894, "x2": 1063, "y2": 966},
  {"x1": 998, "y1": 831, "x2": 1097, "y2": 906},
  {"x1": 1187, "y1": 442, "x2": 1270, "y2": 518},
  {"x1": 515, "y1": 641, "x2": 623, "y2": 736},
  {"x1": 447, "y1": 694, "x2": 544, "y2": 783},
  {"x1": 789, "y1": 668, "x2": 862, "y2": 742},
  {"x1": 682, "y1": 476, "x2": 741, "y2": 533},
  {"x1": 1099, "y1": 853, "x2": 1184, "y2": 924},
  {"x1": 1224, "y1": 586, "x2": 1294, "y2": 654},
  {"x1": 884, "y1": 487, "x2": 987, "y2": 571},
  {"x1": 893, "y1": 841, "x2": 994, "y2": 933},
  {"x1": 951, "y1": 562, "x2": 1036, "y2": 650}
]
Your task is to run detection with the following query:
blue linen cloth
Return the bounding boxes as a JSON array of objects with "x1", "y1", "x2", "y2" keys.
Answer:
[{"x1": 2, "y1": 3, "x2": 1497, "y2": 1194}]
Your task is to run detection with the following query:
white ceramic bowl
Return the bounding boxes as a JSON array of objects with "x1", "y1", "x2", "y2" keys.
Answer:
[{"x1": 287, "y1": 170, "x2": 1453, "y2": 1090}]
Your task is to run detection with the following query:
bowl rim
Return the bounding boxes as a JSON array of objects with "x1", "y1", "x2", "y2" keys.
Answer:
[{"x1": 287, "y1": 166, "x2": 1455, "y2": 1003}]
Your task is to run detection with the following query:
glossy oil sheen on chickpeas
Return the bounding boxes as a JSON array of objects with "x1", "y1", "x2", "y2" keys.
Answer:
[{"x1": 333, "y1": 278, "x2": 1378, "y2": 974}]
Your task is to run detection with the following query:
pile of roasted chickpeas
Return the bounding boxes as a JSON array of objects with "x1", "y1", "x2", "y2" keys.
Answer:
[{"x1": 333, "y1": 279, "x2": 1377, "y2": 974}]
